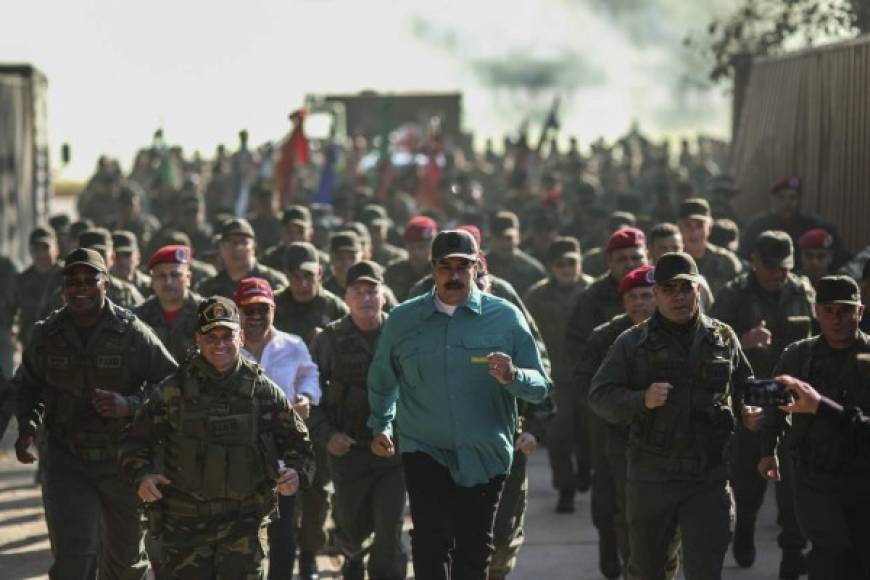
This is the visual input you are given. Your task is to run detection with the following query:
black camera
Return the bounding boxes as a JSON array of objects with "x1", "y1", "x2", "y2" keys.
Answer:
[{"x1": 743, "y1": 379, "x2": 795, "y2": 407}]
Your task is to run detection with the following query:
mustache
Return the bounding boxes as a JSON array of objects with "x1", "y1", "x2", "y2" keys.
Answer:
[{"x1": 445, "y1": 281, "x2": 465, "y2": 290}]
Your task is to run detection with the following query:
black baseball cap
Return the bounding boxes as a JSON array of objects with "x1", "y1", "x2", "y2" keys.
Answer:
[
  {"x1": 754, "y1": 230, "x2": 794, "y2": 269},
  {"x1": 79, "y1": 228, "x2": 113, "y2": 252},
  {"x1": 29, "y1": 226, "x2": 56, "y2": 245},
  {"x1": 816, "y1": 276, "x2": 861, "y2": 305},
  {"x1": 653, "y1": 252, "x2": 701, "y2": 284},
  {"x1": 63, "y1": 248, "x2": 108, "y2": 274},
  {"x1": 197, "y1": 296, "x2": 241, "y2": 333},
  {"x1": 219, "y1": 218, "x2": 256, "y2": 240},
  {"x1": 346, "y1": 260, "x2": 384, "y2": 286},
  {"x1": 112, "y1": 231, "x2": 138, "y2": 253},
  {"x1": 431, "y1": 229, "x2": 479, "y2": 263},
  {"x1": 282, "y1": 205, "x2": 312, "y2": 227},
  {"x1": 679, "y1": 198, "x2": 712, "y2": 221},
  {"x1": 285, "y1": 242, "x2": 320, "y2": 273},
  {"x1": 547, "y1": 237, "x2": 582, "y2": 263},
  {"x1": 330, "y1": 231, "x2": 362, "y2": 254},
  {"x1": 490, "y1": 211, "x2": 520, "y2": 236}
]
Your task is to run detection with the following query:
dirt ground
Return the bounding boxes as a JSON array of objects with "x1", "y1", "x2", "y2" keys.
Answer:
[{"x1": 0, "y1": 420, "x2": 786, "y2": 579}]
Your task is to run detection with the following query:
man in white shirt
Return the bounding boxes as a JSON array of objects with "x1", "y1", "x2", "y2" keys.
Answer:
[{"x1": 234, "y1": 276, "x2": 320, "y2": 580}]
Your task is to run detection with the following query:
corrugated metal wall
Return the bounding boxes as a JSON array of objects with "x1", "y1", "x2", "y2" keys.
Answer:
[{"x1": 731, "y1": 35, "x2": 870, "y2": 253}]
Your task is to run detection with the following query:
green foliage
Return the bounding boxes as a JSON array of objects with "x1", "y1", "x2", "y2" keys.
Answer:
[{"x1": 686, "y1": 0, "x2": 864, "y2": 82}]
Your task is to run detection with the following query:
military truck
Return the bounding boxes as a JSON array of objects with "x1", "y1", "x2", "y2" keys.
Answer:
[{"x1": 0, "y1": 64, "x2": 51, "y2": 264}]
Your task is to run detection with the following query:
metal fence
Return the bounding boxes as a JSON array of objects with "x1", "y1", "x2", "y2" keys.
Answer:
[{"x1": 731, "y1": 34, "x2": 870, "y2": 254}]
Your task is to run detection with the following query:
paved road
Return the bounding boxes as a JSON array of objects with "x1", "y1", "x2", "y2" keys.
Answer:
[{"x1": 0, "y1": 423, "x2": 788, "y2": 579}]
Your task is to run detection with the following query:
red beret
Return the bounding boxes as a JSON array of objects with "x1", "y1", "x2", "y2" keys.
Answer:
[
  {"x1": 770, "y1": 175, "x2": 801, "y2": 193},
  {"x1": 607, "y1": 227, "x2": 646, "y2": 253},
  {"x1": 798, "y1": 228, "x2": 833, "y2": 249},
  {"x1": 147, "y1": 245, "x2": 190, "y2": 270},
  {"x1": 234, "y1": 277, "x2": 274, "y2": 307},
  {"x1": 456, "y1": 224, "x2": 483, "y2": 247},
  {"x1": 403, "y1": 216, "x2": 438, "y2": 244},
  {"x1": 618, "y1": 265, "x2": 655, "y2": 294}
]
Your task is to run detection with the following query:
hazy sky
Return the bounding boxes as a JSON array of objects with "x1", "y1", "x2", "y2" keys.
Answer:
[{"x1": 3, "y1": 0, "x2": 731, "y2": 181}]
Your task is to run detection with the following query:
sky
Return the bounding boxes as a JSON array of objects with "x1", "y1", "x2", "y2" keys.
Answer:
[{"x1": 2, "y1": 0, "x2": 733, "y2": 181}]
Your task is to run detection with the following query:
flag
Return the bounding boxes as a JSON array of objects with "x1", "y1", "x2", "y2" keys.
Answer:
[
  {"x1": 315, "y1": 142, "x2": 339, "y2": 205},
  {"x1": 276, "y1": 108, "x2": 310, "y2": 206}
]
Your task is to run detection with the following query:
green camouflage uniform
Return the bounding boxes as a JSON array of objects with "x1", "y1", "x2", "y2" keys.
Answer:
[
  {"x1": 195, "y1": 262, "x2": 288, "y2": 299},
  {"x1": 484, "y1": 249, "x2": 547, "y2": 296},
  {"x1": 272, "y1": 287, "x2": 348, "y2": 345},
  {"x1": 589, "y1": 312, "x2": 752, "y2": 580},
  {"x1": 524, "y1": 275, "x2": 592, "y2": 497},
  {"x1": 765, "y1": 333, "x2": 870, "y2": 578},
  {"x1": 129, "y1": 269, "x2": 154, "y2": 299},
  {"x1": 578, "y1": 314, "x2": 680, "y2": 579},
  {"x1": 17, "y1": 300, "x2": 177, "y2": 579},
  {"x1": 384, "y1": 259, "x2": 430, "y2": 302},
  {"x1": 12, "y1": 262, "x2": 61, "y2": 346},
  {"x1": 118, "y1": 354, "x2": 315, "y2": 580},
  {"x1": 372, "y1": 243, "x2": 408, "y2": 269},
  {"x1": 309, "y1": 314, "x2": 408, "y2": 579},
  {"x1": 134, "y1": 292, "x2": 204, "y2": 364},
  {"x1": 710, "y1": 271, "x2": 814, "y2": 556}
]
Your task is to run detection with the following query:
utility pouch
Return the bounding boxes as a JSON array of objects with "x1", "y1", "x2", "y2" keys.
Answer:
[
  {"x1": 173, "y1": 437, "x2": 202, "y2": 490},
  {"x1": 226, "y1": 446, "x2": 253, "y2": 499},
  {"x1": 201, "y1": 444, "x2": 227, "y2": 498},
  {"x1": 642, "y1": 403, "x2": 680, "y2": 449}
]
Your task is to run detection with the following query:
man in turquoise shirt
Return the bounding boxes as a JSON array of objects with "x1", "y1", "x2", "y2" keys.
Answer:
[{"x1": 367, "y1": 229, "x2": 550, "y2": 580}]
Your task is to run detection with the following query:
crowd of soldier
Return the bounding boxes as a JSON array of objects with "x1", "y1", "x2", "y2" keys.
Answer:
[{"x1": 0, "y1": 125, "x2": 869, "y2": 580}]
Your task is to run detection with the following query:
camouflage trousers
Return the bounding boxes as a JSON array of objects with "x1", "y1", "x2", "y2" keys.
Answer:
[
  {"x1": 490, "y1": 449, "x2": 528, "y2": 577},
  {"x1": 158, "y1": 514, "x2": 268, "y2": 580}
]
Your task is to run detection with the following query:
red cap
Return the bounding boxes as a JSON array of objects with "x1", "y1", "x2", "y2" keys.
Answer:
[
  {"x1": 147, "y1": 245, "x2": 191, "y2": 270},
  {"x1": 799, "y1": 228, "x2": 833, "y2": 249},
  {"x1": 606, "y1": 227, "x2": 646, "y2": 253},
  {"x1": 234, "y1": 277, "x2": 275, "y2": 307},
  {"x1": 770, "y1": 175, "x2": 802, "y2": 193},
  {"x1": 456, "y1": 224, "x2": 483, "y2": 247},
  {"x1": 403, "y1": 216, "x2": 438, "y2": 244},
  {"x1": 618, "y1": 265, "x2": 655, "y2": 294}
]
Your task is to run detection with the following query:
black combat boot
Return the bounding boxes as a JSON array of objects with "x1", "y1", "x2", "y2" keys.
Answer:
[
  {"x1": 779, "y1": 547, "x2": 807, "y2": 579},
  {"x1": 341, "y1": 556, "x2": 365, "y2": 580},
  {"x1": 555, "y1": 488, "x2": 575, "y2": 513},
  {"x1": 732, "y1": 520, "x2": 756, "y2": 567},
  {"x1": 298, "y1": 551, "x2": 320, "y2": 580},
  {"x1": 598, "y1": 526, "x2": 622, "y2": 579}
]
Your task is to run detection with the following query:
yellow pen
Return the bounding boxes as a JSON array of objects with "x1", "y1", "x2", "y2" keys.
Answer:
[{"x1": 470, "y1": 356, "x2": 489, "y2": 364}]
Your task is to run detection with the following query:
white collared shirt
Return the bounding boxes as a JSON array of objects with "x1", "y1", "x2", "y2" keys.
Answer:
[{"x1": 242, "y1": 329, "x2": 321, "y2": 404}]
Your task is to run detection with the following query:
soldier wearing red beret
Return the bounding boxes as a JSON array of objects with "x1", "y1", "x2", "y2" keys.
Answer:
[
  {"x1": 384, "y1": 216, "x2": 438, "y2": 301},
  {"x1": 134, "y1": 245, "x2": 204, "y2": 362},
  {"x1": 739, "y1": 175, "x2": 848, "y2": 270},
  {"x1": 798, "y1": 228, "x2": 835, "y2": 287}
]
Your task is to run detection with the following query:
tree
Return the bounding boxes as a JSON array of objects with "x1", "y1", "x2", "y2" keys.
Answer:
[{"x1": 687, "y1": 0, "x2": 868, "y2": 82}]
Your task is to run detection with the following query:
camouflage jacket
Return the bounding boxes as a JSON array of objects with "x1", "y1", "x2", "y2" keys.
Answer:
[
  {"x1": 118, "y1": 354, "x2": 315, "y2": 508},
  {"x1": 17, "y1": 300, "x2": 177, "y2": 459},
  {"x1": 273, "y1": 287, "x2": 348, "y2": 345},
  {"x1": 589, "y1": 312, "x2": 753, "y2": 480},
  {"x1": 710, "y1": 271, "x2": 815, "y2": 378}
]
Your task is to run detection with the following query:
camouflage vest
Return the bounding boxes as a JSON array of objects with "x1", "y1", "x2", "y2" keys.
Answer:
[
  {"x1": 629, "y1": 317, "x2": 736, "y2": 474},
  {"x1": 42, "y1": 304, "x2": 137, "y2": 456},
  {"x1": 161, "y1": 357, "x2": 281, "y2": 509},
  {"x1": 322, "y1": 320, "x2": 377, "y2": 442},
  {"x1": 791, "y1": 335, "x2": 870, "y2": 473}
]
